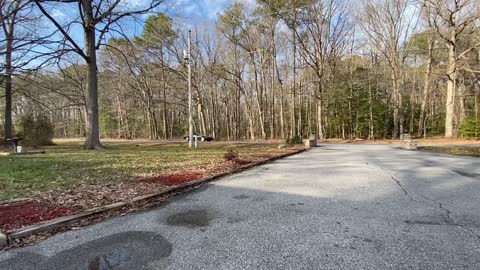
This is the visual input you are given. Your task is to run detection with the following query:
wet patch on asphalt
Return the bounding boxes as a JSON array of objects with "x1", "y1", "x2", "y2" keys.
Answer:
[
  {"x1": 233, "y1": 194, "x2": 250, "y2": 200},
  {"x1": 0, "y1": 231, "x2": 172, "y2": 270},
  {"x1": 352, "y1": 235, "x2": 384, "y2": 252},
  {"x1": 452, "y1": 170, "x2": 480, "y2": 179},
  {"x1": 252, "y1": 196, "x2": 266, "y2": 202},
  {"x1": 0, "y1": 252, "x2": 44, "y2": 270},
  {"x1": 404, "y1": 215, "x2": 455, "y2": 226},
  {"x1": 288, "y1": 202, "x2": 305, "y2": 206},
  {"x1": 420, "y1": 162, "x2": 480, "y2": 180},
  {"x1": 86, "y1": 248, "x2": 131, "y2": 270},
  {"x1": 227, "y1": 217, "x2": 245, "y2": 224},
  {"x1": 281, "y1": 203, "x2": 305, "y2": 214},
  {"x1": 166, "y1": 209, "x2": 215, "y2": 228}
]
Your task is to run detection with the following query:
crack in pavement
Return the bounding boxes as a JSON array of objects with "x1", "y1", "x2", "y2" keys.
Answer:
[
  {"x1": 373, "y1": 159, "x2": 480, "y2": 240},
  {"x1": 373, "y1": 160, "x2": 434, "y2": 207},
  {"x1": 416, "y1": 193, "x2": 480, "y2": 240}
]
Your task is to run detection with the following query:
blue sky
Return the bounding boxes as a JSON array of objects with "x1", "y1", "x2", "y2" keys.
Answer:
[
  {"x1": 41, "y1": 0, "x2": 257, "y2": 50},
  {"x1": 25, "y1": 0, "x2": 259, "y2": 69},
  {"x1": 47, "y1": 0, "x2": 257, "y2": 31},
  {"x1": 170, "y1": 0, "x2": 237, "y2": 23},
  {"x1": 169, "y1": 0, "x2": 257, "y2": 22}
]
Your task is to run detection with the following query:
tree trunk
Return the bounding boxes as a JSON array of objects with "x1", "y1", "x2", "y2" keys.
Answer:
[
  {"x1": 211, "y1": 85, "x2": 218, "y2": 139},
  {"x1": 273, "y1": 34, "x2": 285, "y2": 139},
  {"x1": 4, "y1": 38, "x2": 13, "y2": 141},
  {"x1": 83, "y1": 0, "x2": 102, "y2": 149},
  {"x1": 317, "y1": 97, "x2": 324, "y2": 140},
  {"x1": 317, "y1": 83, "x2": 324, "y2": 139},
  {"x1": 298, "y1": 79, "x2": 303, "y2": 137},
  {"x1": 291, "y1": 28, "x2": 297, "y2": 138},
  {"x1": 475, "y1": 89, "x2": 479, "y2": 139},
  {"x1": 368, "y1": 68, "x2": 374, "y2": 140},
  {"x1": 270, "y1": 32, "x2": 276, "y2": 139},
  {"x1": 161, "y1": 49, "x2": 168, "y2": 140},
  {"x1": 246, "y1": 101, "x2": 255, "y2": 140},
  {"x1": 251, "y1": 53, "x2": 266, "y2": 139},
  {"x1": 280, "y1": 86, "x2": 285, "y2": 138},
  {"x1": 418, "y1": 36, "x2": 434, "y2": 137},
  {"x1": 409, "y1": 67, "x2": 416, "y2": 133},
  {"x1": 2, "y1": 3, "x2": 18, "y2": 142},
  {"x1": 225, "y1": 101, "x2": 231, "y2": 140},
  {"x1": 197, "y1": 101, "x2": 207, "y2": 135},
  {"x1": 392, "y1": 70, "x2": 400, "y2": 139},
  {"x1": 445, "y1": 42, "x2": 456, "y2": 138},
  {"x1": 458, "y1": 82, "x2": 466, "y2": 126}
]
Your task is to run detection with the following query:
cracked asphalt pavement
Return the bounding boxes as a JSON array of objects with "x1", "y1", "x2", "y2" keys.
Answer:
[{"x1": 1, "y1": 144, "x2": 480, "y2": 269}]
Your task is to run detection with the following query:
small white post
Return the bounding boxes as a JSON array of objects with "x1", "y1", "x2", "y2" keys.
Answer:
[{"x1": 194, "y1": 136, "x2": 198, "y2": 148}]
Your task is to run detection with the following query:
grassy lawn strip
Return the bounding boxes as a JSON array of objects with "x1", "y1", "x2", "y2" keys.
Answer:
[
  {"x1": 0, "y1": 141, "x2": 301, "y2": 232},
  {"x1": 0, "y1": 141, "x2": 297, "y2": 200},
  {"x1": 419, "y1": 146, "x2": 480, "y2": 157}
]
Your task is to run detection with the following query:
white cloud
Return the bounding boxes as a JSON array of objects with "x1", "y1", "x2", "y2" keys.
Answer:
[
  {"x1": 51, "y1": 9, "x2": 66, "y2": 20},
  {"x1": 119, "y1": 0, "x2": 145, "y2": 9},
  {"x1": 169, "y1": 0, "x2": 260, "y2": 24}
]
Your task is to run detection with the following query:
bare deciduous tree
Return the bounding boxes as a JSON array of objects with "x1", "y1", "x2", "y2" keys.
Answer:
[
  {"x1": 34, "y1": 0, "x2": 164, "y2": 149},
  {"x1": 423, "y1": 0, "x2": 480, "y2": 138},
  {"x1": 359, "y1": 0, "x2": 420, "y2": 138},
  {"x1": 0, "y1": 0, "x2": 40, "y2": 141}
]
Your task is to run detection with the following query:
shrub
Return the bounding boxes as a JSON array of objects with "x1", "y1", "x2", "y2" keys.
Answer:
[
  {"x1": 459, "y1": 117, "x2": 480, "y2": 139},
  {"x1": 224, "y1": 149, "x2": 239, "y2": 162},
  {"x1": 15, "y1": 114, "x2": 54, "y2": 147},
  {"x1": 286, "y1": 134, "x2": 303, "y2": 145}
]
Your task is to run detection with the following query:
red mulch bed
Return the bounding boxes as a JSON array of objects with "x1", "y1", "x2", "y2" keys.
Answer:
[
  {"x1": 0, "y1": 201, "x2": 82, "y2": 232},
  {"x1": 135, "y1": 172, "x2": 205, "y2": 186}
]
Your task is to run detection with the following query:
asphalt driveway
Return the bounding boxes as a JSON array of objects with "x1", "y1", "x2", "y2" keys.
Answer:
[{"x1": 1, "y1": 144, "x2": 480, "y2": 269}]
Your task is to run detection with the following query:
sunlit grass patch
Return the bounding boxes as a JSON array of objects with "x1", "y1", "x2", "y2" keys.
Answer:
[{"x1": 0, "y1": 141, "x2": 293, "y2": 200}]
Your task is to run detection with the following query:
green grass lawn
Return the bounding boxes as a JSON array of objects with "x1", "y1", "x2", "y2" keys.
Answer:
[
  {"x1": 0, "y1": 140, "x2": 291, "y2": 201},
  {"x1": 420, "y1": 146, "x2": 480, "y2": 158}
]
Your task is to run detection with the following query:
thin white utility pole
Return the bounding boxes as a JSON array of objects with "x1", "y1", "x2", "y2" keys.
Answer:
[{"x1": 187, "y1": 30, "x2": 193, "y2": 148}]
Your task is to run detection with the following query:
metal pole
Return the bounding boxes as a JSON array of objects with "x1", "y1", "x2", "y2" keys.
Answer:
[{"x1": 188, "y1": 30, "x2": 193, "y2": 148}]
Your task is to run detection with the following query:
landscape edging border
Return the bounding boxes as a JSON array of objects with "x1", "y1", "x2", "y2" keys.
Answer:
[{"x1": 3, "y1": 148, "x2": 307, "y2": 246}]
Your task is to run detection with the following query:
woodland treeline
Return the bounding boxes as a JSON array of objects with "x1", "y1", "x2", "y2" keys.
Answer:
[{"x1": 1, "y1": 0, "x2": 480, "y2": 146}]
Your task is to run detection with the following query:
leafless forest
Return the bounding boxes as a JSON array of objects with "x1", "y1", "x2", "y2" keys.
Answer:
[{"x1": 1, "y1": 0, "x2": 480, "y2": 148}]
